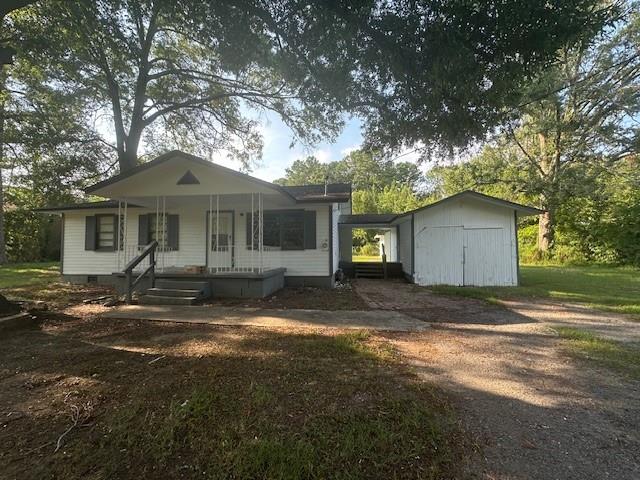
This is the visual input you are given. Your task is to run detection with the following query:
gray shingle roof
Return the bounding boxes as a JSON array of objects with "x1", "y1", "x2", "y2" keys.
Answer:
[
  {"x1": 35, "y1": 200, "x2": 142, "y2": 212},
  {"x1": 339, "y1": 213, "x2": 399, "y2": 225},
  {"x1": 281, "y1": 183, "x2": 351, "y2": 202}
]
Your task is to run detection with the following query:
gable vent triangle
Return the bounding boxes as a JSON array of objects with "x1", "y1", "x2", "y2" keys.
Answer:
[{"x1": 177, "y1": 169, "x2": 200, "y2": 185}]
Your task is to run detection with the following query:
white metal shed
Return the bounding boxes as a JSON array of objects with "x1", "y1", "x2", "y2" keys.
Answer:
[{"x1": 393, "y1": 191, "x2": 542, "y2": 287}]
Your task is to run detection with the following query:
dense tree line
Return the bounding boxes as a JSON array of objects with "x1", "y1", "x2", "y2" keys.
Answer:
[
  {"x1": 428, "y1": 4, "x2": 640, "y2": 265},
  {"x1": 0, "y1": 0, "x2": 623, "y2": 262}
]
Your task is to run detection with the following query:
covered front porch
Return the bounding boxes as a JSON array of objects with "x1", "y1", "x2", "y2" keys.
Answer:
[{"x1": 111, "y1": 191, "x2": 294, "y2": 276}]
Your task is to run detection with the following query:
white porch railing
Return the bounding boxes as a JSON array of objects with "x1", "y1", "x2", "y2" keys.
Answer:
[
  {"x1": 117, "y1": 245, "x2": 178, "y2": 273},
  {"x1": 116, "y1": 244, "x2": 284, "y2": 274},
  {"x1": 206, "y1": 244, "x2": 285, "y2": 274}
]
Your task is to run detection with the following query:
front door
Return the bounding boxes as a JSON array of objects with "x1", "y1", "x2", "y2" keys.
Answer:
[{"x1": 207, "y1": 211, "x2": 234, "y2": 271}]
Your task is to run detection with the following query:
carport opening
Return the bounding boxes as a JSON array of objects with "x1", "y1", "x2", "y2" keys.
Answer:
[
  {"x1": 338, "y1": 223, "x2": 404, "y2": 280},
  {"x1": 352, "y1": 228, "x2": 395, "y2": 263}
]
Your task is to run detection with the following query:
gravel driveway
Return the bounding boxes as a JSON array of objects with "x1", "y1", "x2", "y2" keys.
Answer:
[{"x1": 355, "y1": 280, "x2": 640, "y2": 479}]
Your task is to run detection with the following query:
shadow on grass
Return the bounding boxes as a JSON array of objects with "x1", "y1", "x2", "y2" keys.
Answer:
[
  {"x1": 0, "y1": 317, "x2": 467, "y2": 480},
  {"x1": 429, "y1": 265, "x2": 640, "y2": 318},
  {"x1": 552, "y1": 326, "x2": 640, "y2": 380}
]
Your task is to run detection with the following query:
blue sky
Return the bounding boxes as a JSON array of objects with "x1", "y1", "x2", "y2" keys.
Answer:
[
  {"x1": 213, "y1": 112, "x2": 367, "y2": 182},
  {"x1": 213, "y1": 111, "x2": 426, "y2": 182}
]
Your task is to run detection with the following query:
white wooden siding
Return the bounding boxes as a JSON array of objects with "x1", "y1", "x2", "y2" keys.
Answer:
[
  {"x1": 397, "y1": 218, "x2": 412, "y2": 275},
  {"x1": 62, "y1": 204, "x2": 331, "y2": 277},
  {"x1": 463, "y1": 228, "x2": 514, "y2": 286},
  {"x1": 412, "y1": 199, "x2": 518, "y2": 286},
  {"x1": 234, "y1": 205, "x2": 330, "y2": 276},
  {"x1": 415, "y1": 226, "x2": 464, "y2": 286}
]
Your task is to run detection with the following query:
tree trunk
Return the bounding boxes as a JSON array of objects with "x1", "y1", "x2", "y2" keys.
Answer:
[
  {"x1": 538, "y1": 208, "x2": 555, "y2": 252},
  {"x1": 118, "y1": 121, "x2": 144, "y2": 172},
  {"x1": 118, "y1": 149, "x2": 138, "y2": 172}
]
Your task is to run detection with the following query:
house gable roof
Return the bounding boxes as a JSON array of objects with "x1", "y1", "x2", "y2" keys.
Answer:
[
  {"x1": 399, "y1": 190, "x2": 543, "y2": 218},
  {"x1": 84, "y1": 150, "x2": 350, "y2": 204},
  {"x1": 85, "y1": 150, "x2": 303, "y2": 201},
  {"x1": 339, "y1": 190, "x2": 542, "y2": 226}
]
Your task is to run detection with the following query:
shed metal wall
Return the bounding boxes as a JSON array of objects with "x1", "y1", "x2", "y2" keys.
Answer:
[
  {"x1": 411, "y1": 198, "x2": 517, "y2": 286},
  {"x1": 397, "y1": 218, "x2": 413, "y2": 276}
]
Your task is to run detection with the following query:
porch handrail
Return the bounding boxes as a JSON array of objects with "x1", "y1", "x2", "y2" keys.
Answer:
[{"x1": 124, "y1": 240, "x2": 158, "y2": 304}]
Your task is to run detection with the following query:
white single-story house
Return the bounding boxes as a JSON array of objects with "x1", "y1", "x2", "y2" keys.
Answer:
[{"x1": 38, "y1": 150, "x2": 541, "y2": 302}]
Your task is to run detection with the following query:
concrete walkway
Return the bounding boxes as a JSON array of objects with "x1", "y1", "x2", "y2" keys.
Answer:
[{"x1": 105, "y1": 305, "x2": 429, "y2": 332}]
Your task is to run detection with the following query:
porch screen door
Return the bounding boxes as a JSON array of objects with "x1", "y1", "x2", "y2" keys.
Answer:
[{"x1": 207, "y1": 211, "x2": 234, "y2": 271}]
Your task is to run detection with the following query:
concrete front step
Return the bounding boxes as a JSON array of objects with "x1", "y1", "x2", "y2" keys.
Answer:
[
  {"x1": 146, "y1": 287, "x2": 203, "y2": 298},
  {"x1": 138, "y1": 294, "x2": 199, "y2": 306},
  {"x1": 155, "y1": 280, "x2": 210, "y2": 296}
]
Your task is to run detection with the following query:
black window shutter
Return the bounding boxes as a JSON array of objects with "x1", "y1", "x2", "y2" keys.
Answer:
[
  {"x1": 167, "y1": 215, "x2": 179, "y2": 249},
  {"x1": 138, "y1": 214, "x2": 149, "y2": 246},
  {"x1": 85, "y1": 216, "x2": 96, "y2": 250},
  {"x1": 304, "y1": 210, "x2": 316, "y2": 249}
]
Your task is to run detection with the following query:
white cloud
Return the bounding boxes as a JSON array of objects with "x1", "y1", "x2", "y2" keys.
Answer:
[
  {"x1": 340, "y1": 144, "x2": 361, "y2": 157},
  {"x1": 313, "y1": 148, "x2": 333, "y2": 164}
]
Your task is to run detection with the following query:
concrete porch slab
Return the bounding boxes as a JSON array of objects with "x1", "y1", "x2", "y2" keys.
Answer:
[{"x1": 104, "y1": 305, "x2": 428, "y2": 332}]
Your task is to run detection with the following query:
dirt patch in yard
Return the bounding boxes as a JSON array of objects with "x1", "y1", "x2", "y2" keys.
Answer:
[
  {"x1": 3, "y1": 282, "x2": 115, "y2": 310},
  {"x1": 1, "y1": 313, "x2": 467, "y2": 479},
  {"x1": 208, "y1": 282, "x2": 370, "y2": 311},
  {"x1": 384, "y1": 325, "x2": 640, "y2": 480},
  {"x1": 354, "y1": 279, "x2": 528, "y2": 324}
]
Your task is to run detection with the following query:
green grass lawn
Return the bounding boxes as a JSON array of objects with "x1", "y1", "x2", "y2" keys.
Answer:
[
  {"x1": 0, "y1": 261, "x2": 60, "y2": 289},
  {"x1": 431, "y1": 264, "x2": 640, "y2": 318},
  {"x1": 553, "y1": 327, "x2": 640, "y2": 380},
  {"x1": 2, "y1": 320, "x2": 466, "y2": 479},
  {"x1": 352, "y1": 255, "x2": 382, "y2": 262}
]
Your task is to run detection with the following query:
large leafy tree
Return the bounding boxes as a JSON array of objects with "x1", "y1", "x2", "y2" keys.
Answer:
[
  {"x1": 8, "y1": 0, "x2": 616, "y2": 173},
  {"x1": 276, "y1": 150, "x2": 425, "y2": 193},
  {"x1": 505, "y1": 6, "x2": 639, "y2": 251},
  {"x1": 428, "y1": 5, "x2": 640, "y2": 260},
  {"x1": 0, "y1": 49, "x2": 108, "y2": 262}
]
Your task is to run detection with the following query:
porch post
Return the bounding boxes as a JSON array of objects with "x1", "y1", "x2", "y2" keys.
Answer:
[
  {"x1": 117, "y1": 200, "x2": 121, "y2": 270},
  {"x1": 161, "y1": 195, "x2": 166, "y2": 272},
  {"x1": 259, "y1": 192, "x2": 263, "y2": 273},
  {"x1": 123, "y1": 200, "x2": 128, "y2": 270},
  {"x1": 216, "y1": 194, "x2": 220, "y2": 274},
  {"x1": 155, "y1": 196, "x2": 160, "y2": 272},
  {"x1": 208, "y1": 194, "x2": 213, "y2": 273},
  {"x1": 254, "y1": 192, "x2": 256, "y2": 273}
]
